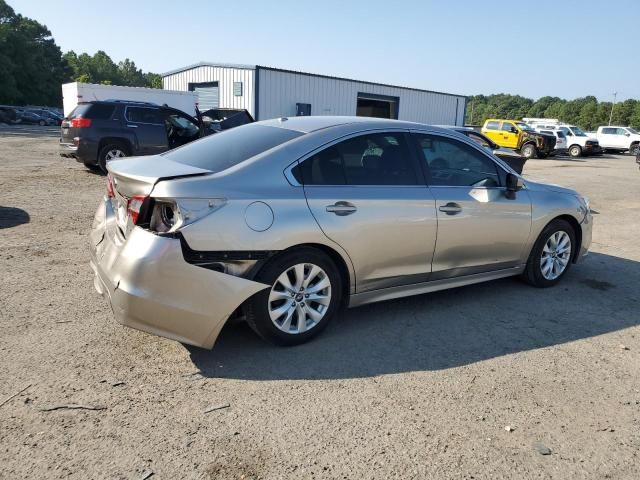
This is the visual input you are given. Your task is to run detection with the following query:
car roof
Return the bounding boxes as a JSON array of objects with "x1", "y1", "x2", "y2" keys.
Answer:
[{"x1": 256, "y1": 116, "x2": 456, "y2": 134}]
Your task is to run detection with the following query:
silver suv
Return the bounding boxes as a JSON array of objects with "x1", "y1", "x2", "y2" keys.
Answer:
[{"x1": 90, "y1": 117, "x2": 593, "y2": 349}]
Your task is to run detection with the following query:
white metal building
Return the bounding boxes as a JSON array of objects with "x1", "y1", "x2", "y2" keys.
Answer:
[{"x1": 162, "y1": 62, "x2": 466, "y2": 125}]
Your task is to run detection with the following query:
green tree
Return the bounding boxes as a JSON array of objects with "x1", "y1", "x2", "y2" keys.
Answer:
[{"x1": 0, "y1": 0, "x2": 67, "y2": 105}]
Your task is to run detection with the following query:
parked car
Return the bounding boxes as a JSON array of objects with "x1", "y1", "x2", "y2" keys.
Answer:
[
  {"x1": 523, "y1": 119, "x2": 602, "y2": 158},
  {"x1": 90, "y1": 117, "x2": 593, "y2": 349},
  {"x1": 481, "y1": 119, "x2": 556, "y2": 159},
  {"x1": 590, "y1": 126, "x2": 640, "y2": 155},
  {"x1": 442, "y1": 126, "x2": 527, "y2": 173},
  {"x1": 19, "y1": 111, "x2": 53, "y2": 126},
  {"x1": 29, "y1": 109, "x2": 63, "y2": 126},
  {"x1": 0, "y1": 106, "x2": 21, "y2": 124},
  {"x1": 533, "y1": 128, "x2": 567, "y2": 155},
  {"x1": 59, "y1": 100, "x2": 254, "y2": 172}
]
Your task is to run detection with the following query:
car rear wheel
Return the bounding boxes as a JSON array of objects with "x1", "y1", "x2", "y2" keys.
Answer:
[
  {"x1": 521, "y1": 219, "x2": 575, "y2": 287},
  {"x1": 98, "y1": 142, "x2": 129, "y2": 173},
  {"x1": 245, "y1": 248, "x2": 342, "y2": 346},
  {"x1": 38, "y1": 120, "x2": 45, "y2": 126},
  {"x1": 569, "y1": 145, "x2": 582, "y2": 158},
  {"x1": 521, "y1": 143, "x2": 537, "y2": 159}
]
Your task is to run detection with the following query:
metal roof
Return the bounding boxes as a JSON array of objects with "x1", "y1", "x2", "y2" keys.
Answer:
[{"x1": 161, "y1": 62, "x2": 466, "y2": 99}]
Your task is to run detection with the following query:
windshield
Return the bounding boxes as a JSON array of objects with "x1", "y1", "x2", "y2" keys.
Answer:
[
  {"x1": 571, "y1": 126, "x2": 587, "y2": 136},
  {"x1": 628, "y1": 127, "x2": 639, "y2": 134},
  {"x1": 163, "y1": 123, "x2": 304, "y2": 172},
  {"x1": 515, "y1": 122, "x2": 534, "y2": 132}
]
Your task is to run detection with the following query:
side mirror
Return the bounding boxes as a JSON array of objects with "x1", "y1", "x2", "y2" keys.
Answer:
[
  {"x1": 511, "y1": 127, "x2": 518, "y2": 134},
  {"x1": 625, "y1": 132, "x2": 631, "y2": 137},
  {"x1": 505, "y1": 173, "x2": 524, "y2": 199}
]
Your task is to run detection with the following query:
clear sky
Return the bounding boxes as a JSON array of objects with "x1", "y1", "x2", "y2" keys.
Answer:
[{"x1": 10, "y1": 0, "x2": 640, "y2": 101}]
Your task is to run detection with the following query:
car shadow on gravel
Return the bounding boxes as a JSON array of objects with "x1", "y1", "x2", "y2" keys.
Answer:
[
  {"x1": 188, "y1": 252, "x2": 639, "y2": 380},
  {"x1": 0, "y1": 206, "x2": 30, "y2": 229}
]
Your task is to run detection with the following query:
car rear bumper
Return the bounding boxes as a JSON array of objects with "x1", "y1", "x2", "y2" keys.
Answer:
[
  {"x1": 89, "y1": 199, "x2": 268, "y2": 349},
  {"x1": 59, "y1": 141, "x2": 78, "y2": 158}
]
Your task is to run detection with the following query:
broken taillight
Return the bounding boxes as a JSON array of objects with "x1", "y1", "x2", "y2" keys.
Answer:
[
  {"x1": 127, "y1": 195, "x2": 148, "y2": 225},
  {"x1": 106, "y1": 174, "x2": 115, "y2": 198}
]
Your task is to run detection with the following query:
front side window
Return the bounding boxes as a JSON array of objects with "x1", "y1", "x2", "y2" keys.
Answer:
[
  {"x1": 297, "y1": 132, "x2": 419, "y2": 186},
  {"x1": 615, "y1": 128, "x2": 628, "y2": 135},
  {"x1": 126, "y1": 107, "x2": 163, "y2": 125},
  {"x1": 501, "y1": 122, "x2": 516, "y2": 132},
  {"x1": 415, "y1": 134, "x2": 501, "y2": 188}
]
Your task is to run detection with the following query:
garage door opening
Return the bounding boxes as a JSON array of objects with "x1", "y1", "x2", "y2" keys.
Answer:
[
  {"x1": 356, "y1": 93, "x2": 399, "y2": 119},
  {"x1": 188, "y1": 81, "x2": 220, "y2": 110}
]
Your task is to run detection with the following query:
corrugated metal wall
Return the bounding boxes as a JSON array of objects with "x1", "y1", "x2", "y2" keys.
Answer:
[
  {"x1": 162, "y1": 66, "x2": 255, "y2": 116},
  {"x1": 257, "y1": 68, "x2": 466, "y2": 125}
]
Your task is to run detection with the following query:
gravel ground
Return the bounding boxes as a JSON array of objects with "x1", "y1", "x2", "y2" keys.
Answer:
[{"x1": 1, "y1": 128, "x2": 639, "y2": 479}]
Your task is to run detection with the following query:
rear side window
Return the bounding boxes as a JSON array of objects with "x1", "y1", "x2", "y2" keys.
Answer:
[
  {"x1": 126, "y1": 107, "x2": 163, "y2": 125},
  {"x1": 296, "y1": 132, "x2": 419, "y2": 186},
  {"x1": 485, "y1": 121, "x2": 499, "y2": 130},
  {"x1": 165, "y1": 124, "x2": 304, "y2": 172},
  {"x1": 601, "y1": 127, "x2": 616, "y2": 134},
  {"x1": 69, "y1": 104, "x2": 115, "y2": 120}
]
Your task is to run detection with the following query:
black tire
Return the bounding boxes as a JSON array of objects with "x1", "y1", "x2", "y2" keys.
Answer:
[
  {"x1": 245, "y1": 247, "x2": 343, "y2": 346},
  {"x1": 38, "y1": 120, "x2": 45, "y2": 126},
  {"x1": 521, "y1": 143, "x2": 537, "y2": 159},
  {"x1": 569, "y1": 145, "x2": 582, "y2": 158},
  {"x1": 83, "y1": 159, "x2": 101, "y2": 171},
  {"x1": 521, "y1": 219, "x2": 576, "y2": 288},
  {"x1": 628, "y1": 143, "x2": 639, "y2": 156},
  {"x1": 538, "y1": 152, "x2": 549, "y2": 159},
  {"x1": 98, "y1": 142, "x2": 129, "y2": 173}
]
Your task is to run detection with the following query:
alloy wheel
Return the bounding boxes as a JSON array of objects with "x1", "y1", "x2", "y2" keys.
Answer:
[
  {"x1": 105, "y1": 149, "x2": 126, "y2": 162},
  {"x1": 268, "y1": 263, "x2": 331, "y2": 334},
  {"x1": 540, "y1": 231, "x2": 572, "y2": 280}
]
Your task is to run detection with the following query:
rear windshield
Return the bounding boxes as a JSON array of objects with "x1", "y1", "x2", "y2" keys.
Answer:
[
  {"x1": 163, "y1": 123, "x2": 304, "y2": 172},
  {"x1": 68, "y1": 103, "x2": 115, "y2": 120}
]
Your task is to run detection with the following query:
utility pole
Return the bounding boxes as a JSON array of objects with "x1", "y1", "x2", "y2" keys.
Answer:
[{"x1": 609, "y1": 91, "x2": 617, "y2": 126}]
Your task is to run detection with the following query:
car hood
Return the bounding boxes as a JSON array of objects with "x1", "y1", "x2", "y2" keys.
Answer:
[{"x1": 524, "y1": 179, "x2": 578, "y2": 196}]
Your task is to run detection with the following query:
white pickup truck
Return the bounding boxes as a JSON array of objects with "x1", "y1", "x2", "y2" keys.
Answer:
[
  {"x1": 522, "y1": 118, "x2": 602, "y2": 157},
  {"x1": 590, "y1": 126, "x2": 640, "y2": 155}
]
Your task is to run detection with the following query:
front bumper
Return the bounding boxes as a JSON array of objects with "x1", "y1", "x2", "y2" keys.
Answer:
[
  {"x1": 89, "y1": 199, "x2": 268, "y2": 349},
  {"x1": 577, "y1": 210, "x2": 593, "y2": 262}
]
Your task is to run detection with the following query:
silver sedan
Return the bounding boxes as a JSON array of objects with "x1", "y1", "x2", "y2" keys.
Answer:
[{"x1": 90, "y1": 116, "x2": 592, "y2": 348}]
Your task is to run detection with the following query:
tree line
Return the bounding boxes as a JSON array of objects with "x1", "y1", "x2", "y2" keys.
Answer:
[
  {"x1": 466, "y1": 94, "x2": 640, "y2": 130},
  {"x1": 0, "y1": 0, "x2": 161, "y2": 107}
]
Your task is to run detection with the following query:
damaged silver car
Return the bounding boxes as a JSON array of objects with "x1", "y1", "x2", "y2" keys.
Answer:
[{"x1": 90, "y1": 116, "x2": 593, "y2": 349}]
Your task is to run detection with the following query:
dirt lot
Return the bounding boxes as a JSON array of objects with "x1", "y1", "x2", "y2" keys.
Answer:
[{"x1": 1, "y1": 126, "x2": 639, "y2": 479}]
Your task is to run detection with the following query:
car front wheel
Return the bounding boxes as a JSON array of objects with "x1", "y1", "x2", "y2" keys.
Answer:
[
  {"x1": 521, "y1": 143, "x2": 537, "y2": 159},
  {"x1": 245, "y1": 248, "x2": 342, "y2": 346},
  {"x1": 522, "y1": 219, "x2": 575, "y2": 287},
  {"x1": 569, "y1": 145, "x2": 582, "y2": 158}
]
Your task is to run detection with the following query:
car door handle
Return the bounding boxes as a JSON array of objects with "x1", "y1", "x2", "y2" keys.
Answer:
[
  {"x1": 326, "y1": 202, "x2": 357, "y2": 216},
  {"x1": 438, "y1": 203, "x2": 462, "y2": 215}
]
